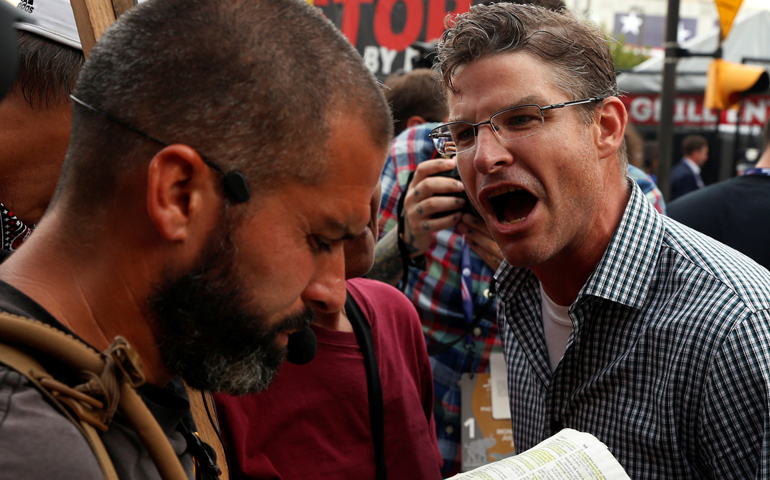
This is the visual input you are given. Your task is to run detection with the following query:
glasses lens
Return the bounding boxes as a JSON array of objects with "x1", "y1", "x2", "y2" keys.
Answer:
[
  {"x1": 446, "y1": 122, "x2": 476, "y2": 154},
  {"x1": 491, "y1": 105, "x2": 544, "y2": 141},
  {"x1": 430, "y1": 127, "x2": 454, "y2": 155}
]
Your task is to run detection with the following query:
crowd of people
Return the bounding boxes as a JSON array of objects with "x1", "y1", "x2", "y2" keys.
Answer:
[{"x1": 0, "y1": 0, "x2": 769, "y2": 479}]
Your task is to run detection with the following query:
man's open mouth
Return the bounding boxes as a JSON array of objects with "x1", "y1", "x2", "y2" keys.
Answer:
[{"x1": 488, "y1": 187, "x2": 538, "y2": 225}]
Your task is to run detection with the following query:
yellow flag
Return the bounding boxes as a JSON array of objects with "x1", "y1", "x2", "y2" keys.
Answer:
[
  {"x1": 306, "y1": 0, "x2": 313, "y2": 4},
  {"x1": 715, "y1": 0, "x2": 743, "y2": 41}
]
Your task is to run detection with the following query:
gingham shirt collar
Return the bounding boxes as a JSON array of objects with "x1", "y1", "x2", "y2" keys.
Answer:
[{"x1": 496, "y1": 181, "x2": 663, "y2": 310}]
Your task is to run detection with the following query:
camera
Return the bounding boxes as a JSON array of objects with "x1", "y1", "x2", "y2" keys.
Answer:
[
  {"x1": 410, "y1": 41, "x2": 438, "y2": 70},
  {"x1": 429, "y1": 167, "x2": 480, "y2": 219}
]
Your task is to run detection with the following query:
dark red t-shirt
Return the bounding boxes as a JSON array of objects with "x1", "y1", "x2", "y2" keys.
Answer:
[{"x1": 214, "y1": 278, "x2": 442, "y2": 480}]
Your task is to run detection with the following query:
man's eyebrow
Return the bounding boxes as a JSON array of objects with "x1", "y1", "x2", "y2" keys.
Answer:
[
  {"x1": 321, "y1": 217, "x2": 359, "y2": 241},
  {"x1": 448, "y1": 95, "x2": 551, "y2": 122},
  {"x1": 510, "y1": 95, "x2": 549, "y2": 108}
]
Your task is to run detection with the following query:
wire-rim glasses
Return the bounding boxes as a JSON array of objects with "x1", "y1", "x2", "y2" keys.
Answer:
[{"x1": 429, "y1": 96, "x2": 606, "y2": 156}]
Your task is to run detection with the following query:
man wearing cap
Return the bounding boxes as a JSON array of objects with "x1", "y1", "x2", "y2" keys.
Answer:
[
  {"x1": 0, "y1": 1, "x2": 391, "y2": 480},
  {"x1": 0, "y1": 0, "x2": 84, "y2": 250}
]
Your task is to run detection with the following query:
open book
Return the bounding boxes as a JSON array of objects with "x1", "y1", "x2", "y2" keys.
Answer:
[{"x1": 448, "y1": 429, "x2": 630, "y2": 480}]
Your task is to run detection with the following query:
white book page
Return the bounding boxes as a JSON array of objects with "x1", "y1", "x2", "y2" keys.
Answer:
[{"x1": 448, "y1": 429, "x2": 631, "y2": 480}]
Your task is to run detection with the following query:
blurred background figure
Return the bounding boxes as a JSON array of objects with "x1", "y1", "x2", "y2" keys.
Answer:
[
  {"x1": 643, "y1": 141, "x2": 660, "y2": 182},
  {"x1": 670, "y1": 134, "x2": 709, "y2": 201},
  {"x1": 735, "y1": 147, "x2": 761, "y2": 176},
  {"x1": 626, "y1": 122, "x2": 666, "y2": 214},
  {"x1": 668, "y1": 120, "x2": 770, "y2": 270},
  {"x1": 384, "y1": 69, "x2": 447, "y2": 137},
  {"x1": 372, "y1": 69, "x2": 503, "y2": 479},
  {"x1": 625, "y1": 123, "x2": 645, "y2": 170}
]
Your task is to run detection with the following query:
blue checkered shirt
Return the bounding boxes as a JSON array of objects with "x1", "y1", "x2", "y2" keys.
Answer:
[
  {"x1": 496, "y1": 182, "x2": 770, "y2": 478},
  {"x1": 379, "y1": 123, "x2": 500, "y2": 476}
]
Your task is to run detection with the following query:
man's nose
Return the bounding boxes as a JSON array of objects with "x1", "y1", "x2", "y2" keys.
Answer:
[
  {"x1": 471, "y1": 124, "x2": 515, "y2": 174},
  {"x1": 301, "y1": 244, "x2": 348, "y2": 315}
]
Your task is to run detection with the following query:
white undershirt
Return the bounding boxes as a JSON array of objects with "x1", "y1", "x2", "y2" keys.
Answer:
[{"x1": 540, "y1": 283, "x2": 573, "y2": 372}]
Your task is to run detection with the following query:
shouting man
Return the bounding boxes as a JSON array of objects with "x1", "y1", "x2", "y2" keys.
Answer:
[{"x1": 430, "y1": 4, "x2": 770, "y2": 478}]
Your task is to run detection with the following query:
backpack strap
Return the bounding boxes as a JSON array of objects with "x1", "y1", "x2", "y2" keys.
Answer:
[
  {"x1": 0, "y1": 311, "x2": 188, "y2": 480},
  {"x1": 345, "y1": 294, "x2": 388, "y2": 480},
  {"x1": 185, "y1": 383, "x2": 230, "y2": 480},
  {"x1": 0, "y1": 341, "x2": 120, "y2": 480}
]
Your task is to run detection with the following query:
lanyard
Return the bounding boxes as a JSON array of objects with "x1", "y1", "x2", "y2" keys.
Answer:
[
  {"x1": 460, "y1": 240, "x2": 476, "y2": 351},
  {"x1": 460, "y1": 240, "x2": 474, "y2": 324},
  {"x1": 426, "y1": 243, "x2": 497, "y2": 357},
  {"x1": 744, "y1": 168, "x2": 770, "y2": 177}
]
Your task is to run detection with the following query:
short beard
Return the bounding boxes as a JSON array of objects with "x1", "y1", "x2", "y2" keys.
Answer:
[{"x1": 149, "y1": 221, "x2": 314, "y2": 395}]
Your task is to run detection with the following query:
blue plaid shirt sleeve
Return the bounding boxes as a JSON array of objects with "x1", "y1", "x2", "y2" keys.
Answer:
[
  {"x1": 377, "y1": 124, "x2": 501, "y2": 477},
  {"x1": 628, "y1": 164, "x2": 666, "y2": 214},
  {"x1": 378, "y1": 124, "x2": 439, "y2": 238}
]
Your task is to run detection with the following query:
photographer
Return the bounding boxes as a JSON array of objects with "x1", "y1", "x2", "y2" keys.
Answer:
[{"x1": 370, "y1": 119, "x2": 503, "y2": 477}]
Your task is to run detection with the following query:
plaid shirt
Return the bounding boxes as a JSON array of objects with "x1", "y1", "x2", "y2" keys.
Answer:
[
  {"x1": 496, "y1": 182, "x2": 770, "y2": 478},
  {"x1": 627, "y1": 164, "x2": 666, "y2": 214},
  {"x1": 379, "y1": 123, "x2": 500, "y2": 476},
  {"x1": 379, "y1": 124, "x2": 669, "y2": 476}
]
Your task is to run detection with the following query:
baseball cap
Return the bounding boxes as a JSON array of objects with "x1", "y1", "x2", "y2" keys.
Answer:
[
  {"x1": 14, "y1": 0, "x2": 82, "y2": 50},
  {"x1": 1, "y1": 0, "x2": 33, "y2": 100}
]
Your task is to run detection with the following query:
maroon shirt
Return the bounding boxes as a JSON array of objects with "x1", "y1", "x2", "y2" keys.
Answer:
[{"x1": 214, "y1": 278, "x2": 442, "y2": 479}]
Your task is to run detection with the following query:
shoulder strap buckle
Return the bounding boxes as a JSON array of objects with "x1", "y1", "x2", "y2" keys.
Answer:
[{"x1": 106, "y1": 336, "x2": 146, "y2": 388}]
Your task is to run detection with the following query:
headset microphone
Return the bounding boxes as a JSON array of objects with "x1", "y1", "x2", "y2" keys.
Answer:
[{"x1": 286, "y1": 326, "x2": 317, "y2": 365}]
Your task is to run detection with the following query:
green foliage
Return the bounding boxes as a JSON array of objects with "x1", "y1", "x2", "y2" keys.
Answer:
[{"x1": 609, "y1": 35, "x2": 651, "y2": 70}]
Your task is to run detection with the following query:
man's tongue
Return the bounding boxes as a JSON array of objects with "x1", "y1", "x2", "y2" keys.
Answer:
[{"x1": 499, "y1": 190, "x2": 537, "y2": 224}]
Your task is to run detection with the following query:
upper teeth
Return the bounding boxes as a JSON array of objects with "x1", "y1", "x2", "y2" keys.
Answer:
[{"x1": 489, "y1": 186, "x2": 522, "y2": 198}]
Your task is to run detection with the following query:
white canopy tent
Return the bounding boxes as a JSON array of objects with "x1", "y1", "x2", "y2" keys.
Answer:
[{"x1": 617, "y1": 9, "x2": 770, "y2": 94}]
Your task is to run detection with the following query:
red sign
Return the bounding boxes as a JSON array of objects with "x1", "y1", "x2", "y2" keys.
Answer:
[
  {"x1": 622, "y1": 93, "x2": 770, "y2": 127},
  {"x1": 317, "y1": 0, "x2": 474, "y2": 77},
  {"x1": 317, "y1": 0, "x2": 471, "y2": 49}
]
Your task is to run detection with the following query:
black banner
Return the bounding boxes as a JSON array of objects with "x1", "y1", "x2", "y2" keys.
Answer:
[{"x1": 317, "y1": 0, "x2": 479, "y2": 78}]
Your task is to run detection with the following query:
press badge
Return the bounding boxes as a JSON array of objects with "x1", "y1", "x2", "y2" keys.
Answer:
[{"x1": 460, "y1": 369, "x2": 516, "y2": 472}]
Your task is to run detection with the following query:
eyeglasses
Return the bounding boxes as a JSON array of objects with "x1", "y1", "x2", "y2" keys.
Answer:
[
  {"x1": 70, "y1": 95, "x2": 251, "y2": 203},
  {"x1": 429, "y1": 96, "x2": 606, "y2": 156}
]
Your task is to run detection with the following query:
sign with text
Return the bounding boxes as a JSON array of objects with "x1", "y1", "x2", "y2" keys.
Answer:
[
  {"x1": 317, "y1": 0, "x2": 476, "y2": 78},
  {"x1": 622, "y1": 93, "x2": 770, "y2": 127}
]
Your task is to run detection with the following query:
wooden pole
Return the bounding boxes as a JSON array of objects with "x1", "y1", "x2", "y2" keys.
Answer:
[{"x1": 70, "y1": 0, "x2": 137, "y2": 57}]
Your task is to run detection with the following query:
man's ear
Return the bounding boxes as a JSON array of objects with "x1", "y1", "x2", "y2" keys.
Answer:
[
  {"x1": 594, "y1": 97, "x2": 627, "y2": 160},
  {"x1": 406, "y1": 115, "x2": 427, "y2": 129},
  {"x1": 146, "y1": 144, "x2": 219, "y2": 242}
]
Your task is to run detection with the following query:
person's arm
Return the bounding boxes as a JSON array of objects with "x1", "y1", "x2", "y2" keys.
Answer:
[
  {"x1": 369, "y1": 228, "x2": 403, "y2": 285},
  {"x1": 698, "y1": 309, "x2": 770, "y2": 478},
  {"x1": 368, "y1": 158, "x2": 465, "y2": 285}
]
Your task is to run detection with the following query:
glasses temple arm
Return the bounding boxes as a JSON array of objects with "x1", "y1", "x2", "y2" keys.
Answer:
[
  {"x1": 70, "y1": 95, "x2": 227, "y2": 176},
  {"x1": 540, "y1": 96, "x2": 608, "y2": 111}
]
